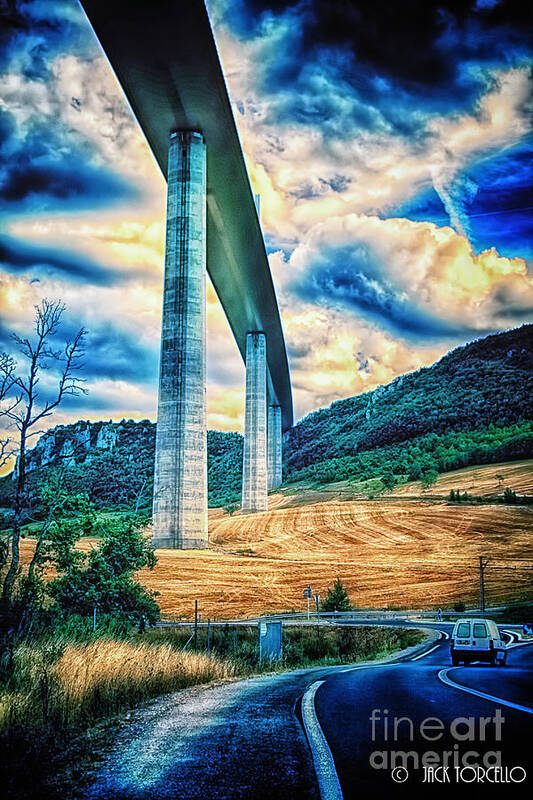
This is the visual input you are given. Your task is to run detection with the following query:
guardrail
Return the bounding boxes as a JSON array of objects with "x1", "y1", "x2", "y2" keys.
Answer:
[{"x1": 157, "y1": 604, "x2": 531, "y2": 627}]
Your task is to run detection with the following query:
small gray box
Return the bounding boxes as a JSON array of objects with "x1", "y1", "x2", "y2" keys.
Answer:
[{"x1": 258, "y1": 620, "x2": 282, "y2": 660}]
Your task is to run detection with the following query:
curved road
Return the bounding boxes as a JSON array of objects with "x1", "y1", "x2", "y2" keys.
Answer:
[
  {"x1": 314, "y1": 634, "x2": 532, "y2": 798},
  {"x1": 84, "y1": 626, "x2": 532, "y2": 800}
]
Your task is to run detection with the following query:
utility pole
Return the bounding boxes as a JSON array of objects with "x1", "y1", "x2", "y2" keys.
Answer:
[
  {"x1": 194, "y1": 599, "x2": 198, "y2": 651},
  {"x1": 479, "y1": 556, "x2": 490, "y2": 614}
]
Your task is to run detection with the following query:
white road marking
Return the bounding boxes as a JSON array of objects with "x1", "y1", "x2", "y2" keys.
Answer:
[
  {"x1": 411, "y1": 644, "x2": 440, "y2": 660},
  {"x1": 439, "y1": 631, "x2": 450, "y2": 640},
  {"x1": 438, "y1": 668, "x2": 533, "y2": 714},
  {"x1": 301, "y1": 681, "x2": 344, "y2": 800},
  {"x1": 503, "y1": 629, "x2": 519, "y2": 643}
]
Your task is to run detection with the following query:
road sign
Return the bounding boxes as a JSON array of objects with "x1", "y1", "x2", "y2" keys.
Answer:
[{"x1": 523, "y1": 623, "x2": 533, "y2": 636}]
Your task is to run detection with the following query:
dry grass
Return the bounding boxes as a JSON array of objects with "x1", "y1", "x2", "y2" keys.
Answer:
[
  {"x1": 0, "y1": 639, "x2": 235, "y2": 736},
  {"x1": 0, "y1": 638, "x2": 237, "y2": 798},
  {"x1": 55, "y1": 640, "x2": 235, "y2": 719}
]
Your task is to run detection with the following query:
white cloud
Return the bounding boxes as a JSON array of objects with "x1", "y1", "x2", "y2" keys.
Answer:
[{"x1": 0, "y1": 6, "x2": 531, "y2": 438}]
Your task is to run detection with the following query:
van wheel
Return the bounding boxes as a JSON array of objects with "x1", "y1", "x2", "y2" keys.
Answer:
[
  {"x1": 451, "y1": 654, "x2": 459, "y2": 666},
  {"x1": 498, "y1": 652, "x2": 507, "y2": 667}
]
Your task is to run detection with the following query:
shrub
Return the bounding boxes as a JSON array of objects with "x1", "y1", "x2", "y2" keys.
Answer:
[
  {"x1": 503, "y1": 487, "x2": 518, "y2": 504},
  {"x1": 321, "y1": 578, "x2": 352, "y2": 612}
]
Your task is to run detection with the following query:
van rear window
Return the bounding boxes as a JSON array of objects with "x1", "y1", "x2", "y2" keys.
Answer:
[
  {"x1": 456, "y1": 622, "x2": 470, "y2": 638},
  {"x1": 473, "y1": 623, "x2": 487, "y2": 638}
]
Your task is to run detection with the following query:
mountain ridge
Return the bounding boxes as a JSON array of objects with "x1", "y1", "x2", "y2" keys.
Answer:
[{"x1": 0, "y1": 324, "x2": 531, "y2": 515}]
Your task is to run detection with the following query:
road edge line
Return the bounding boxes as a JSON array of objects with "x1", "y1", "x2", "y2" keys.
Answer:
[
  {"x1": 410, "y1": 643, "x2": 439, "y2": 660},
  {"x1": 301, "y1": 680, "x2": 344, "y2": 800},
  {"x1": 437, "y1": 668, "x2": 533, "y2": 714}
]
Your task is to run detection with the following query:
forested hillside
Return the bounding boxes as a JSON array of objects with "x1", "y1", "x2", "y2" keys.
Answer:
[
  {"x1": 0, "y1": 423, "x2": 243, "y2": 514},
  {"x1": 284, "y1": 325, "x2": 532, "y2": 484},
  {"x1": 0, "y1": 325, "x2": 531, "y2": 519}
]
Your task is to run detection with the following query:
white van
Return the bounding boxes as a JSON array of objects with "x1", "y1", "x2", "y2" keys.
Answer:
[{"x1": 450, "y1": 617, "x2": 507, "y2": 666}]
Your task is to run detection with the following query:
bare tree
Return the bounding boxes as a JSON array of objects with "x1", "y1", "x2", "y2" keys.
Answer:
[{"x1": 0, "y1": 299, "x2": 86, "y2": 603}]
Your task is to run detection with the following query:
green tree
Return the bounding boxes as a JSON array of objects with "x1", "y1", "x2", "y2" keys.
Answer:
[
  {"x1": 224, "y1": 503, "x2": 240, "y2": 516},
  {"x1": 408, "y1": 462, "x2": 423, "y2": 481},
  {"x1": 32, "y1": 504, "x2": 161, "y2": 628},
  {"x1": 421, "y1": 469, "x2": 438, "y2": 490},
  {"x1": 321, "y1": 578, "x2": 352, "y2": 612},
  {"x1": 381, "y1": 468, "x2": 397, "y2": 492},
  {"x1": 503, "y1": 487, "x2": 518, "y2": 504}
]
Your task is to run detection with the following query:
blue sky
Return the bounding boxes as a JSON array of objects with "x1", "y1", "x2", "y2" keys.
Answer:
[{"x1": 0, "y1": 0, "x2": 531, "y2": 435}]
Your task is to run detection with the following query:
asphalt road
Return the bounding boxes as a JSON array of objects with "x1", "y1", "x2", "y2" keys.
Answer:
[
  {"x1": 83, "y1": 627, "x2": 532, "y2": 800},
  {"x1": 315, "y1": 636, "x2": 532, "y2": 798}
]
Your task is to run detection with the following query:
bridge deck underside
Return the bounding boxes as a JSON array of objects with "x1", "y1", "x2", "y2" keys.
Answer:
[{"x1": 81, "y1": 0, "x2": 293, "y2": 429}]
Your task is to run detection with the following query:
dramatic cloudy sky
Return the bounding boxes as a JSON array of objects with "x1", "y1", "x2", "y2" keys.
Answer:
[{"x1": 0, "y1": 0, "x2": 532, "y2": 437}]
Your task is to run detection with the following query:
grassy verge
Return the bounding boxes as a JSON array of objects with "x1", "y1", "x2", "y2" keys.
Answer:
[
  {"x1": 1, "y1": 624, "x2": 423, "y2": 798},
  {"x1": 139, "y1": 623, "x2": 424, "y2": 672}
]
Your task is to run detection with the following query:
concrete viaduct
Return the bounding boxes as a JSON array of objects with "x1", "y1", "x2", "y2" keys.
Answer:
[{"x1": 81, "y1": 0, "x2": 293, "y2": 548}]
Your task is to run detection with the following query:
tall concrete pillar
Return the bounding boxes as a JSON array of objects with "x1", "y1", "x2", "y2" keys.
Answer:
[
  {"x1": 241, "y1": 332, "x2": 268, "y2": 513},
  {"x1": 267, "y1": 404, "x2": 282, "y2": 490},
  {"x1": 152, "y1": 130, "x2": 207, "y2": 549}
]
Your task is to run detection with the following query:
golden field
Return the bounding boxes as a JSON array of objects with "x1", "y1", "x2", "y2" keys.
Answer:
[
  {"x1": 139, "y1": 461, "x2": 533, "y2": 619},
  {"x1": 17, "y1": 461, "x2": 533, "y2": 619},
  {"x1": 389, "y1": 459, "x2": 533, "y2": 498}
]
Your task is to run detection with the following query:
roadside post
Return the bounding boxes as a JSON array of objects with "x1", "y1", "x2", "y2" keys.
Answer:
[
  {"x1": 207, "y1": 618, "x2": 211, "y2": 653},
  {"x1": 479, "y1": 556, "x2": 490, "y2": 613},
  {"x1": 304, "y1": 585, "x2": 313, "y2": 621},
  {"x1": 314, "y1": 593, "x2": 320, "y2": 624},
  {"x1": 258, "y1": 619, "x2": 282, "y2": 661},
  {"x1": 194, "y1": 600, "x2": 198, "y2": 651}
]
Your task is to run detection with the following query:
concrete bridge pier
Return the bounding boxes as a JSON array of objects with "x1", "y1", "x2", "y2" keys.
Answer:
[
  {"x1": 152, "y1": 130, "x2": 208, "y2": 549},
  {"x1": 267, "y1": 404, "x2": 282, "y2": 490},
  {"x1": 241, "y1": 332, "x2": 268, "y2": 513}
]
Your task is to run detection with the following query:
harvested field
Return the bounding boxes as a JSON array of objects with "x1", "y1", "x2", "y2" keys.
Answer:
[
  {"x1": 16, "y1": 461, "x2": 533, "y2": 620},
  {"x1": 142, "y1": 499, "x2": 532, "y2": 619},
  {"x1": 389, "y1": 460, "x2": 533, "y2": 498},
  {"x1": 139, "y1": 461, "x2": 533, "y2": 618}
]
